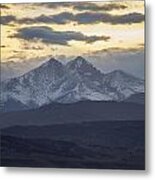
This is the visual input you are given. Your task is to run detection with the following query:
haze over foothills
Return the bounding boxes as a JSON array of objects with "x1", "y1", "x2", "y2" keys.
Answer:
[{"x1": 1, "y1": 0, "x2": 145, "y2": 78}]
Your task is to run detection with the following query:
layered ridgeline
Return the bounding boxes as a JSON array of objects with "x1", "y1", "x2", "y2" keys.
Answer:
[{"x1": 1, "y1": 56, "x2": 144, "y2": 112}]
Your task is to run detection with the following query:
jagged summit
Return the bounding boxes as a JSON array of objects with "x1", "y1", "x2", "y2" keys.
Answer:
[
  {"x1": 48, "y1": 57, "x2": 61, "y2": 63},
  {"x1": 66, "y1": 56, "x2": 94, "y2": 71},
  {"x1": 42, "y1": 57, "x2": 63, "y2": 68},
  {"x1": 73, "y1": 56, "x2": 90, "y2": 64},
  {"x1": 74, "y1": 56, "x2": 87, "y2": 62}
]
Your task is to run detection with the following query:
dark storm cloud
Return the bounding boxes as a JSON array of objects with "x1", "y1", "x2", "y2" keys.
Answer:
[
  {"x1": 10, "y1": 26, "x2": 110, "y2": 45},
  {"x1": 0, "y1": 4, "x2": 10, "y2": 9},
  {"x1": 0, "y1": 15, "x2": 16, "y2": 25}
]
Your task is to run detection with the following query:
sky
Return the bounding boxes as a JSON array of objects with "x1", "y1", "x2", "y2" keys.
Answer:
[{"x1": 0, "y1": 0, "x2": 145, "y2": 78}]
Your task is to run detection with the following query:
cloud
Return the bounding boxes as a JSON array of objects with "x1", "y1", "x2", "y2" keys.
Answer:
[
  {"x1": 16, "y1": 13, "x2": 74, "y2": 24},
  {"x1": 10, "y1": 26, "x2": 110, "y2": 45},
  {"x1": 0, "y1": 15, "x2": 16, "y2": 25},
  {"x1": 33, "y1": 2, "x2": 71, "y2": 9},
  {"x1": 91, "y1": 47, "x2": 144, "y2": 55},
  {"x1": 74, "y1": 12, "x2": 144, "y2": 25},
  {"x1": 73, "y1": 2, "x2": 127, "y2": 11},
  {"x1": 21, "y1": 42, "x2": 44, "y2": 50},
  {"x1": 0, "y1": 2, "x2": 144, "y2": 26},
  {"x1": 0, "y1": 4, "x2": 10, "y2": 9},
  {"x1": 15, "y1": 11, "x2": 144, "y2": 25},
  {"x1": 33, "y1": 2, "x2": 127, "y2": 11}
]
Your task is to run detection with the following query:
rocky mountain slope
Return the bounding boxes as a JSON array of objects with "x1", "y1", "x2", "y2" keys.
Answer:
[{"x1": 1, "y1": 56, "x2": 144, "y2": 111}]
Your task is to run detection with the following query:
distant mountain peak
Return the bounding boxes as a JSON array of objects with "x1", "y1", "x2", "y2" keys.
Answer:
[
  {"x1": 112, "y1": 70, "x2": 125, "y2": 74},
  {"x1": 75, "y1": 56, "x2": 85, "y2": 61},
  {"x1": 74, "y1": 56, "x2": 88, "y2": 64},
  {"x1": 48, "y1": 57, "x2": 59, "y2": 62},
  {"x1": 109, "y1": 69, "x2": 141, "y2": 80},
  {"x1": 110, "y1": 70, "x2": 127, "y2": 76},
  {"x1": 1, "y1": 57, "x2": 144, "y2": 111},
  {"x1": 67, "y1": 56, "x2": 92, "y2": 70},
  {"x1": 42, "y1": 57, "x2": 63, "y2": 68}
]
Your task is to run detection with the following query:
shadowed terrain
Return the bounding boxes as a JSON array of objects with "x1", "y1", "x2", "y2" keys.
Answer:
[
  {"x1": 0, "y1": 101, "x2": 144, "y2": 128},
  {"x1": 1, "y1": 121, "x2": 145, "y2": 169}
]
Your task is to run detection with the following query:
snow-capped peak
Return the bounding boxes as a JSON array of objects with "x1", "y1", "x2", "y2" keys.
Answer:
[{"x1": 1, "y1": 56, "x2": 144, "y2": 111}]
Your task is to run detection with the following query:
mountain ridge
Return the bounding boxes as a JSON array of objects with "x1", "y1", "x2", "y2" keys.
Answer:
[
  {"x1": 1, "y1": 56, "x2": 144, "y2": 111},
  {"x1": 0, "y1": 100, "x2": 144, "y2": 128}
]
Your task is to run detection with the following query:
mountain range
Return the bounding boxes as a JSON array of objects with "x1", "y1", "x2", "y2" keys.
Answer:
[{"x1": 1, "y1": 56, "x2": 144, "y2": 112}]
